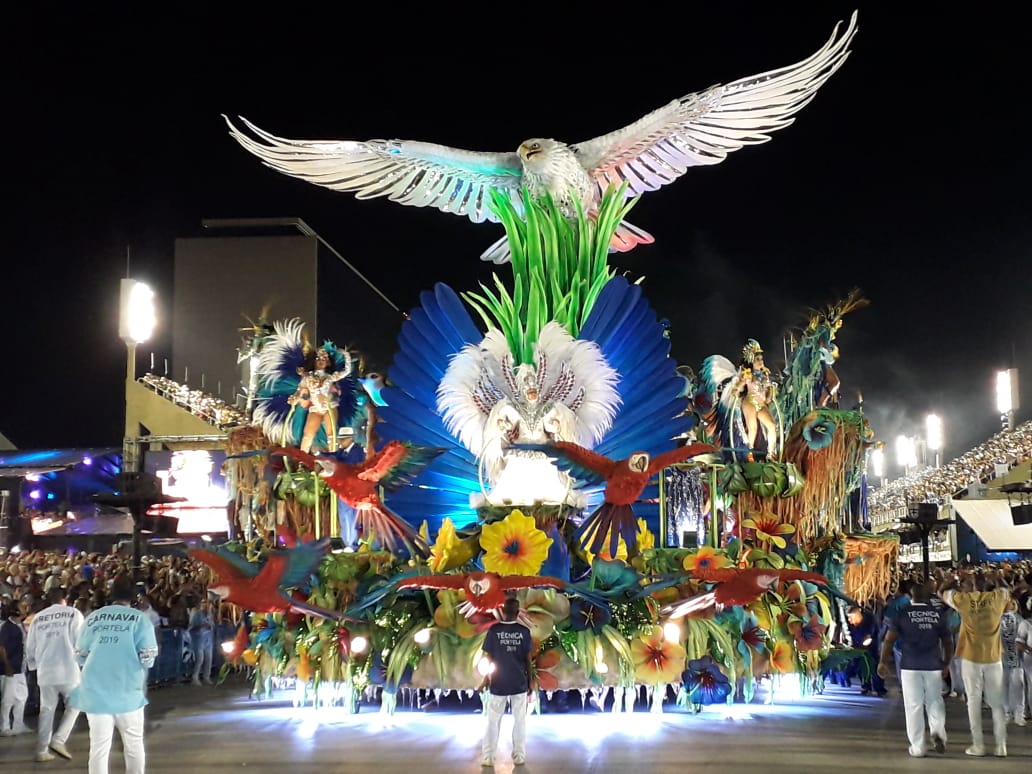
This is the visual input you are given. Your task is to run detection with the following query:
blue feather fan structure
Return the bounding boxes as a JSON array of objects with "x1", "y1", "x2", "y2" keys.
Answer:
[{"x1": 376, "y1": 276, "x2": 692, "y2": 539}]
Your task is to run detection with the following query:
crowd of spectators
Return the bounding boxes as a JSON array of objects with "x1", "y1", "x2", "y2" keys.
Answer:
[
  {"x1": 140, "y1": 374, "x2": 248, "y2": 431},
  {"x1": 0, "y1": 547, "x2": 229, "y2": 622},
  {"x1": 869, "y1": 420, "x2": 1032, "y2": 513},
  {"x1": 0, "y1": 547, "x2": 239, "y2": 689}
]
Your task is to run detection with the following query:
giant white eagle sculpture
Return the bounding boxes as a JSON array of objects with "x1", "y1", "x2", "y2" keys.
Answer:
[{"x1": 225, "y1": 12, "x2": 856, "y2": 263}]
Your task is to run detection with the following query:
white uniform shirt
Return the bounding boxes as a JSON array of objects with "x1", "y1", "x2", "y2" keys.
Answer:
[
  {"x1": 25, "y1": 603, "x2": 84, "y2": 687},
  {"x1": 1017, "y1": 617, "x2": 1032, "y2": 667}
]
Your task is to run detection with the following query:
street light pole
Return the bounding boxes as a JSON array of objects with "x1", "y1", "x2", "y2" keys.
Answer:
[
  {"x1": 119, "y1": 278, "x2": 156, "y2": 578},
  {"x1": 896, "y1": 435, "x2": 915, "y2": 478},
  {"x1": 926, "y1": 414, "x2": 943, "y2": 469},
  {"x1": 997, "y1": 369, "x2": 1019, "y2": 431}
]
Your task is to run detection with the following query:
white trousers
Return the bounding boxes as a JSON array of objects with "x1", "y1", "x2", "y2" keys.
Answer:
[
  {"x1": 86, "y1": 707, "x2": 146, "y2": 774},
  {"x1": 949, "y1": 654, "x2": 964, "y2": 695},
  {"x1": 481, "y1": 692, "x2": 528, "y2": 763},
  {"x1": 1003, "y1": 664, "x2": 1025, "y2": 719},
  {"x1": 37, "y1": 682, "x2": 81, "y2": 754},
  {"x1": 899, "y1": 669, "x2": 946, "y2": 756},
  {"x1": 0, "y1": 673, "x2": 28, "y2": 731},
  {"x1": 959, "y1": 659, "x2": 1006, "y2": 749},
  {"x1": 1022, "y1": 658, "x2": 1032, "y2": 718}
]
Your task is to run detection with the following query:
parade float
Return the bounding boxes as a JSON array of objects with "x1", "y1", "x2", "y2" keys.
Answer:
[{"x1": 205, "y1": 11, "x2": 889, "y2": 714}]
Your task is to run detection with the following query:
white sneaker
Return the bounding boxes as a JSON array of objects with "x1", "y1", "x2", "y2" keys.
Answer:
[
  {"x1": 35, "y1": 752, "x2": 57, "y2": 762},
  {"x1": 965, "y1": 745, "x2": 986, "y2": 757},
  {"x1": 480, "y1": 758, "x2": 494, "y2": 767},
  {"x1": 513, "y1": 755, "x2": 526, "y2": 765},
  {"x1": 49, "y1": 741, "x2": 72, "y2": 760},
  {"x1": 1015, "y1": 715, "x2": 1027, "y2": 727},
  {"x1": 994, "y1": 744, "x2": 1007, "y2": 758}
]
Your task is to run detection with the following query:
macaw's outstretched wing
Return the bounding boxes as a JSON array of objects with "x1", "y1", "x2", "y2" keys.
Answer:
[
  {"x1": 285, "y1": 593, "x2": 343, "y2": 622},
  {"x1": 270, "y1": 446, "x2": 321, "y2": 470},
  {"x1": 519, "y1": 441, "x2": 616, "y2": 488},
  {"x1": 688, "y1": 567, "x2": 741, "y2": 583},
  {"x1": 395, "y1": 573, "x2": 470, "y2": 592},
  {"x1": 266, "y1": 538, "x2": 332, "y2": 591},
  {"x1": 362, "y1": 442, "x2": 447, "y2": 491},
  {"x1": 342, "y1": 568, "x2": 430, "y2": 617},
  {"x1": 775, "y1": 569, "x2": 830, "y2": 586},
  {"x1": 188, "y1": 545, "x2": 258, "y2": 583},
  {"x1": 497, "y1": 575, "x2": 566, "y2": 592},
  {"x1": 646, "y1": 442, "x2": 719, "y2": 474}
]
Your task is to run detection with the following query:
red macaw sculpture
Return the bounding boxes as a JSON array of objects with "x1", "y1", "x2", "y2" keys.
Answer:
[
  {"x1": 661, "y1": 567, "x2": 830, "y2": 619},
  {"x1": 536, "y1": 441, "x2": 717, "y2": 557},
  {"x1": 396, "y1": 570, "x2": 565, "y2": 618},
  {"x1": 272, "y1": 440, "x2": 444, "y2": 557},
  {"x1": 188, "y1": 540, "x2": 341, "y2": 620}
]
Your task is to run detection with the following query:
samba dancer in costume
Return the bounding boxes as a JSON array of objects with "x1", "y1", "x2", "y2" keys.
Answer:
[
  {"x1": 252, "y1": 318, "x2": 361, "y2": 455},
  {"x1": 732, "y1": 339, "x2": 777, "y2": 460},
  {"x1": 290, "y1": 346, "x2": 354, "y2": 453}
]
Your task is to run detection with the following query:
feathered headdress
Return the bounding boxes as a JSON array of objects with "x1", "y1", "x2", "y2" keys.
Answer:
[{"x1": 740, "y1": 338, "x2": 764, "y2": 364}]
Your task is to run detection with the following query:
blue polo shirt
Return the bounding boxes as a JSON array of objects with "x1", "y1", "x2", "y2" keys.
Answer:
[
  {"x1": 482, "y1": 620, "x2": 531, "y2": 696},
  {"x1": 889, "y1": 601, "x2": 951, "y2": 671}
]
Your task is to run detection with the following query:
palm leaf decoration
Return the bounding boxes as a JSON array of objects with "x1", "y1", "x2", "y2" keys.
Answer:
[{"x1": 462, "y1": 184, "x2": 636, "y2": 364}]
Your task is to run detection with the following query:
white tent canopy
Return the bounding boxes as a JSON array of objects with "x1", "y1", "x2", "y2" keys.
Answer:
[{"x1": 952, "y1": 500, "x2": 1032, "y2": 551}]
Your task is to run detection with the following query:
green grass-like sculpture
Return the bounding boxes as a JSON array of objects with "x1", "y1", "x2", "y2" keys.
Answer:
[{"x1": 462, "y1": 183, "x2": 639, "y2": 364}]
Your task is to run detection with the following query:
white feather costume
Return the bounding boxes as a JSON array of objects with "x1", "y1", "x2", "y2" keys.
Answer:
[{"x1": 437, "y1": 322, "x2": 620, "y2": 507}]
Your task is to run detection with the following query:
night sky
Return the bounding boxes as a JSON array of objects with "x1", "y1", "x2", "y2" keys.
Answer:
[{"x1": 5, "y1": 5, "x2": 1030, "y2": 475}]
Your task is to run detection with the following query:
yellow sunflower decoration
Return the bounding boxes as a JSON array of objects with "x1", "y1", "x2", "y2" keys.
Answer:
[{"x1": 480, "y1": 509, "x2": 553, "y2": 576}]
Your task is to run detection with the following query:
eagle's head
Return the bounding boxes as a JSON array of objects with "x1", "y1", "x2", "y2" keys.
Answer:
[{"x1": 517, "y1": 138, "x2": 562, "y2": 163}]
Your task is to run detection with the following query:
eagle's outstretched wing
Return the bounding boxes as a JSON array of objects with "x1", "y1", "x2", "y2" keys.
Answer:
[
  {"x1": 573, "y1": 12, "x2": 857, "y2": 198},
  {"x1": 224, "y1": 115, "x2": 524, "y2": 225}
]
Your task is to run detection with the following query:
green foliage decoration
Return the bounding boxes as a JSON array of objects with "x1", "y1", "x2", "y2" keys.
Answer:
[{"x1": 462, "y1": 184, "x2": 638, "y2": 364}]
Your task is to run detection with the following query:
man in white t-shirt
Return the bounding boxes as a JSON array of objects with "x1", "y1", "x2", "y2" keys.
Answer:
[
  {"x1": 25, "y1": 587, "x2": 84, "y2": 762},
  {"x1": 1015, "y1": 608, "x2": 1032, "y2": 725}
]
